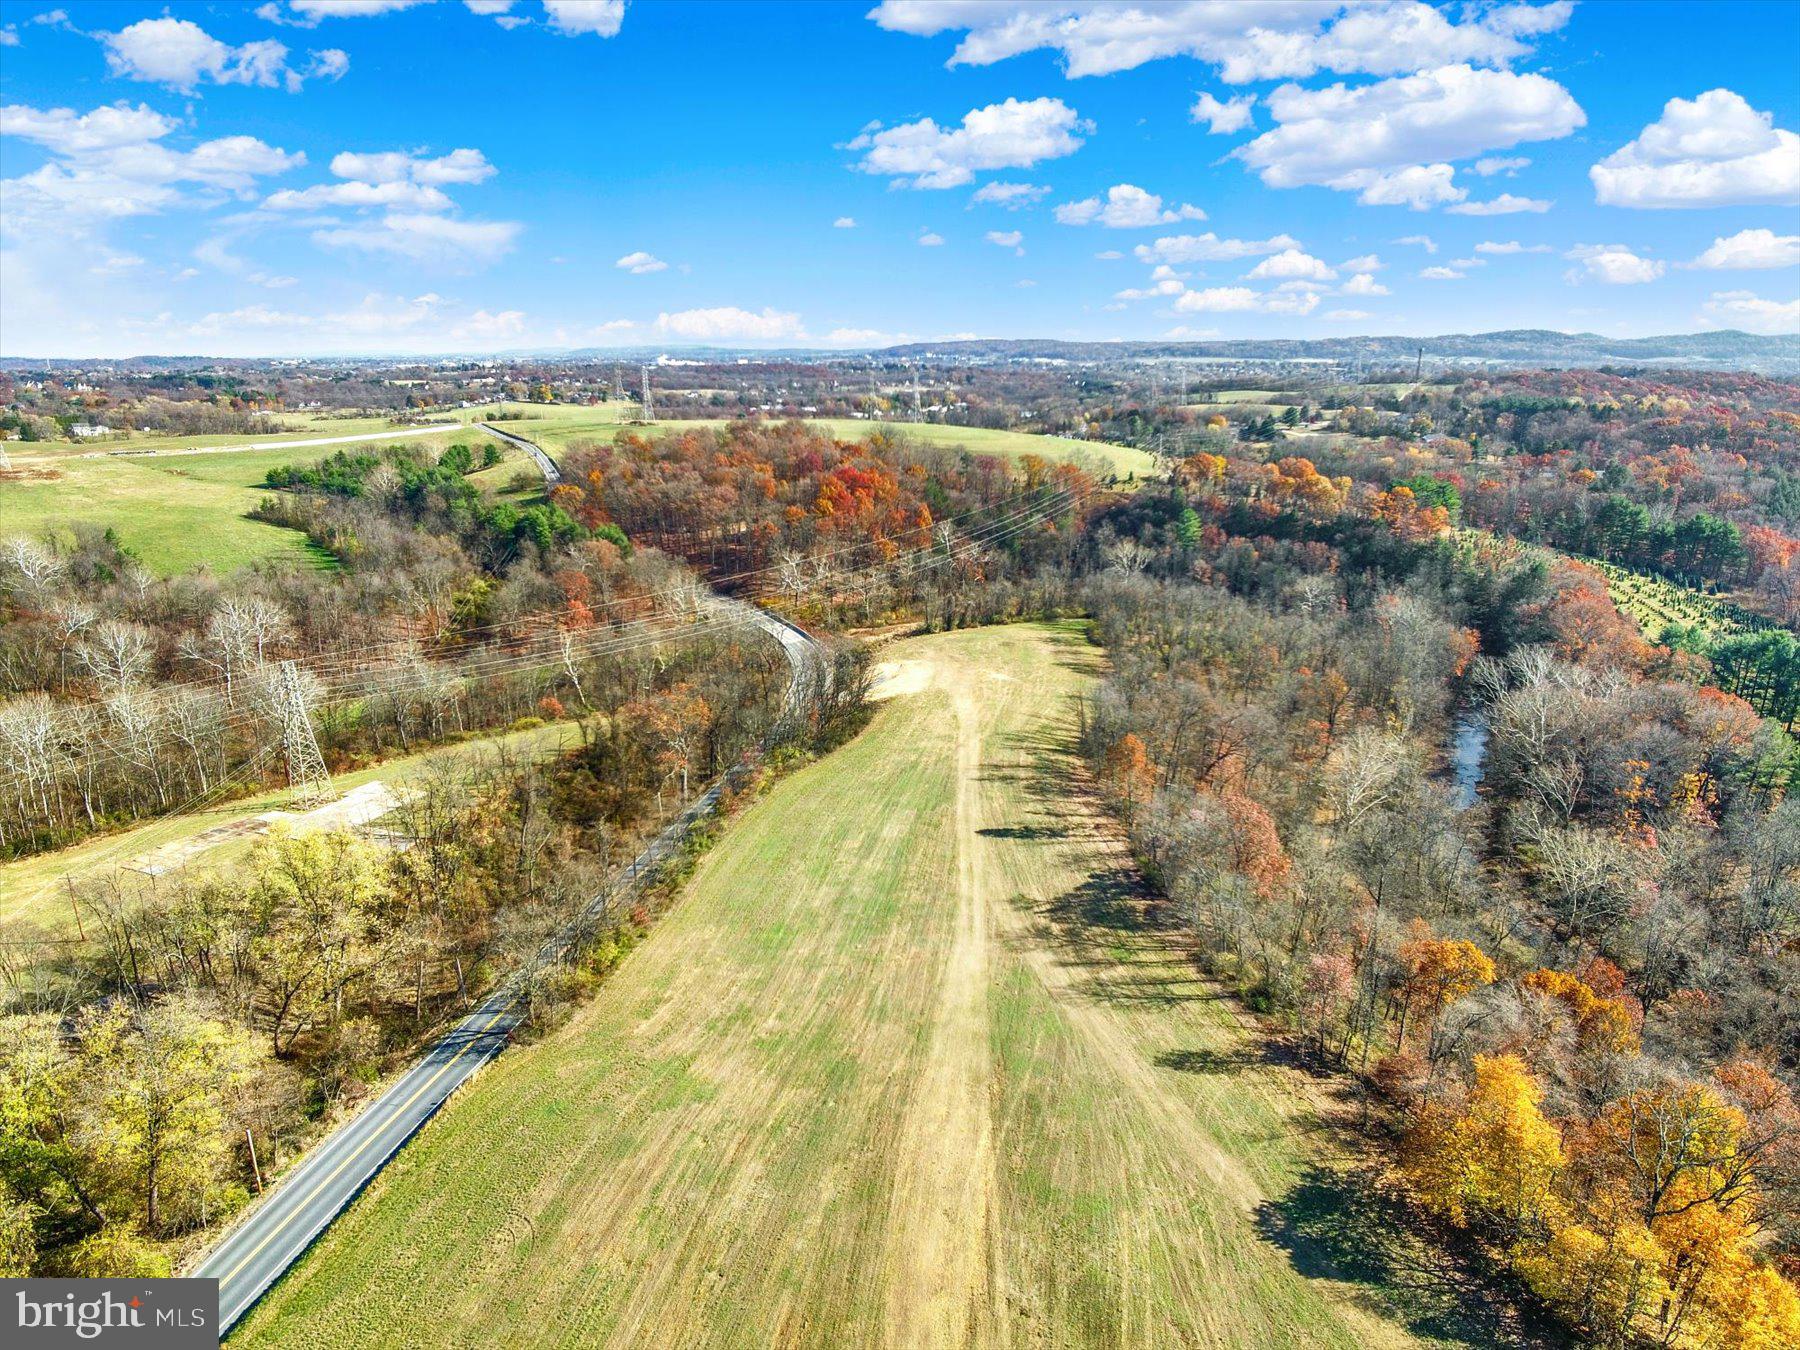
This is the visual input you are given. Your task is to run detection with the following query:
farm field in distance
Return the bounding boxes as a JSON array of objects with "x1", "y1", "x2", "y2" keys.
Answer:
[
  {"x1": 3, "y1": 429, "x2": 522, "y2": 574},
  {"x1": 235, "y1": 622, "x2": 1484, "y2": 1350},
  {"x1": 9, "y1": 410, "x2": 479, "y2": 459},
  {"x1": 1, "y1": 404, "x2": 1145, "y2": 577},
  {"x1": 1586, "y1": 556, "x2": 1773, "y2": 644}
]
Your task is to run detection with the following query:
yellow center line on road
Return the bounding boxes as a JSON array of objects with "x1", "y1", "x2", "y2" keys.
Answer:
[{"x1": 220, "y1": 1003, "x2": 513, "y2": 1290}]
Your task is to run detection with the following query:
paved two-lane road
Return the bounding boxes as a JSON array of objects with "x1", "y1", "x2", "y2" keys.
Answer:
[
  {"x1": 191, "y1": 430, "x2": 819, "y2": 1334},
  {"x1": 475, "y1": 420, "x2": 562, "y2": 482},
  {"x1": 193, "y1": 985, "x2": 521, "y2": 1330}
]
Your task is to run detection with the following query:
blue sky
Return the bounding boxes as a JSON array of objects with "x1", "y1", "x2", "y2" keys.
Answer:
[{"x1": 1, "y1": 0, "x2": 1796, "y2": 356}]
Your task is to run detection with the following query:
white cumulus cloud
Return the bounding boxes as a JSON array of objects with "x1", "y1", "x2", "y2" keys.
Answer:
[
  {"x1": 313, "y1": 212, "x2": 520, "y2": 267},
  {"x1": 1235, "y1": 64, "x2": 1584, "y2": 209},
  {"x1": 1133, "y1": 231, "x2": 1302, "y2": 264},
  {"x1": 1191, "y1": 91, "x2": 1254, "y2": 134},
  {"x1": 615, "y1": 250, "x2": 668, "y2": 274},
  {"x1": 542, "y1": 1, "x2": 625, "y2": 36},
  {"x1": 1245, "y1": 247, "x2": 1336, "y2": 281},
  {"x1": 264, "y1": 179, "x2": 451, "y2": 211},
  {"x1": 1, "y1": 102, "x2": 303, "y2": 232},
  {"x1": 867, "y1": 1, "x2": 1574, "y2": 83},
  {"x1": 1054, "y1": 183, "x2": 1205, "y2": 227},
  {"x1": 1174, "y1": 286, "x2": 1261, "y2": 313},
  {"x1": 1113, "y1": 264, "x2": 1186, "y2": 301},
  {"x1": 1446, "y1": 192, "x2": 1551, "y2": 214},
  {"x1": 1698, "y1": 290, "x2": 1800, "y2": 334},
  {"x1": 100, "y1": 17, "x2": 350, "y2": 92},
  {"x1": 330, "y1": 147, "x2": 495, "y2": 185},
  {"x1": 1692, "y1": 228, "x2": 1800, "y2": 270},
  {"x1": 848, "y1": 97, "x2": 1089, "y2": 189},
  {"x1": 1592, "y1": 89, "x2": 1800, "y2": 208},
  {"x1": 1566, "y1": 243, "x2": 1665, "y2": 285}
]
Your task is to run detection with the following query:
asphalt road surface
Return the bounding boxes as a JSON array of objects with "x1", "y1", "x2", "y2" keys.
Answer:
[
  {"x1": 191, "y1": 432, "x2": 817, "y2": 1334},
  {"x1": 475, "y1": 420, "x2": 563, "y2": 482}
]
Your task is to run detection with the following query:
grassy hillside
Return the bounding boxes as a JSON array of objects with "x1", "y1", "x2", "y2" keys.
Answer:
[
  {"x1": 237, "y1": 622, "x2": 1479, "y2": 1349},
  {"x1": 3, "y1": 449, "x2": 337, "y2": 575},
  {"x1": 9, "y1": 412, "x2": 493, "y2": 460},
  {"x1": 795, "y1": 418, "x2": 1154, "y2": 478},
  {"x1": 3, "y1": 431, "x2": 517, "y2": 575},
  {"x1": 3, "y1": 405, "x2": 1145, "y2": 579},
  {"x1": 1587, "y1": 557, "x2": 1772, "y2": 644}
]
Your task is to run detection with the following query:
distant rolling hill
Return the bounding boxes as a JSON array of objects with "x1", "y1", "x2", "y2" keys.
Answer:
[
  {"x1": 875, "y1": 329, "x2": 1800, "y2": 372},
  {"x1": 7, "y1": 330, "x2": 1795, "y2": 373}
]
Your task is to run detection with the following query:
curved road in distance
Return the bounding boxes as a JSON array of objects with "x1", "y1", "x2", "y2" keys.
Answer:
[
  {"x1": 191, "y1": 429, "x2": 821, "y2": 1335},
  {"x1": 475, "y1": 419, "x2": 563, "y2": 483}
]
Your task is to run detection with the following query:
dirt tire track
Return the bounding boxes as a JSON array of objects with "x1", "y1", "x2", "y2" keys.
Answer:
[{"x1": 240, "y1": 623, "x2": 1446, "y2": 1350}]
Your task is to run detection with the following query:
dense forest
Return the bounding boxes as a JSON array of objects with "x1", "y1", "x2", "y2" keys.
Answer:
[
  {"x1": 0, "y1": 438, "x2": 749, "y2": 857},
  {"x1": 6, "y1": 380, "x2": 1798, "y2": 1338},
  {"x1": 1077, "y1": 434, "x2": 1800, "y2": 1345}
]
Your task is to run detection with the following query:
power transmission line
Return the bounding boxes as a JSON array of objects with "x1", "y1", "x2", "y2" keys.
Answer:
[{"x1": 274, "y1": 659, "x2": 332, "y2": 806}]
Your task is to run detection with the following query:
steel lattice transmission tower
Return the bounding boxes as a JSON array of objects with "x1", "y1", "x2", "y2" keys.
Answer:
[
  {"x1": 0, "y1": 443, "x2": 11, "y2": 470},
  {"x1": 640, "y1": 367, "x2": 657, "y2": 423},
  {"x1": 274, "y1": 659, "x2": 332, "y2": 806},
  {"x1": 612, "y1": 365, "x2": 626, "y2": 403}
]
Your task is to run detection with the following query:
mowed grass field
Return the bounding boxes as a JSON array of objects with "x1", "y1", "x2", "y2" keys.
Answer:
[
  {"x1": 10, "y1": 412, "x2": 481, "y2": 461},
  {"x1": 2, "y1": 430, "x2": 519, "y2": 575},
  {"x1": 236, "y1": 622, "x2": 1475, "y2": 1349}
]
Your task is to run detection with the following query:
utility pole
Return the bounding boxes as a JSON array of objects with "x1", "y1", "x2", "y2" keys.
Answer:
[
  {"x1": 246, "y1": 1128, "x2": 264, "y2": 1194},
  {"x1": 1415, "y1": 346, "x2": 1424, "y2": 382},
  {"x1": 911, "y1": 366, "x2": 923, "y2": 421},
  {"x1": 274, "y1": 659, "x2": 332, "y2": 807},
  {"x1": 640, "y1": 367, "x2": 657, "y2": 423}
]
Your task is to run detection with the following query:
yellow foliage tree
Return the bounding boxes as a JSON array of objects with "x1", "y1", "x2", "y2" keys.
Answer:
[{"x1": 1407, "y1": 1053, "x2": 1564, "y2": 1239}]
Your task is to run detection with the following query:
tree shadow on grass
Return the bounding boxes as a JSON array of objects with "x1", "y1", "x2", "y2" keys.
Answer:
[
  {"x1": 1005, "y1": 871, "x2": 1224, "y2": 1010},
  {"x1": 977, "y1": 824, "x2": 1071, "y2": 841},
  {"x1": 1153, "y1": 1046, "x2": 1263, "y2": 1074},
  {"x1": 1256, "y1": 1164, "x2": 1570, "y2": 1349}
]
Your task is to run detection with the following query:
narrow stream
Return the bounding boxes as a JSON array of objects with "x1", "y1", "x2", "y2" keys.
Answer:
[{"x1": 1450, "y1": 712, "x2": 1490, "y2": 811}]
